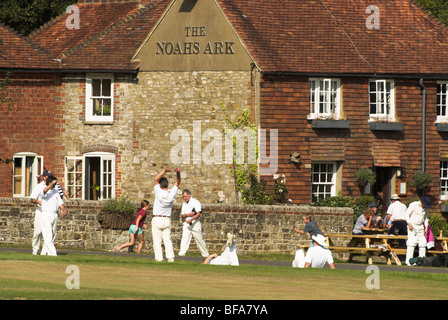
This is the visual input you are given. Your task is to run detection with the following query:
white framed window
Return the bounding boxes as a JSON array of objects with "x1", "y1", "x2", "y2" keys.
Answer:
[
  {"x1": 85, "y1": 74, "x2": 114, "y2": 123},
  {"x1": 437, "y1": 81, "x2": 448, "y2": 122},
  {"x1": 65, "y1": 153, "x2": 115, "y2": 200},
  {"x1": 311, "y1": 162, "x2": 336, "y2": 203},
  {"x1": 13, "y1": 152, "x2": 43, "y2": 197},
  {"x1": 65, "y1": 157, "x2": 83, "y2": 199},
  {"x1": 440, "y1": 160, "x2": 448, "y2": 200},
  {"x1": 309, "y1": 78, "x2": 341, "y2": 119},
  {"x1": 369, "y1": 79, "x2": 395, "y2": 121}
]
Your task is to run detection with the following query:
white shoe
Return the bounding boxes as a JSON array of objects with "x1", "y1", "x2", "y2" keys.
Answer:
[{"x1": 168, "y1": 258, "x2": 174, "y2": 262}]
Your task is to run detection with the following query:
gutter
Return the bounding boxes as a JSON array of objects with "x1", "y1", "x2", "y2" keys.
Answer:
[
  {"x1": 259, "y1": 71, "x2": 448, "y2": 80},
  {"x1": 0, "y1": 68, "x2": 138, "y2": 74},
  {"x1": 419, "y1": 78, "x2": 426, "y2": 173}
]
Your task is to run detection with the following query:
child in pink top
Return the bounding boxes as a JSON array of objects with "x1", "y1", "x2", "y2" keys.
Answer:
[{"x1": 115, "y1": 200, "x2": 149, "y2": 254}]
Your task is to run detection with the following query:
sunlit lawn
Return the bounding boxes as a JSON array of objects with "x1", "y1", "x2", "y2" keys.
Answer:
[{"x1": 1, "y1": 251, "x2": 448, "y2": 301}]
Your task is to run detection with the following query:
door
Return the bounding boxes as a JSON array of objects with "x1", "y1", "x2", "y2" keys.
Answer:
[
  {"x1": 83, "y1": 152, "x2": 115, "y2": 200},
  {"x1": 372, "y1": 167, "x2": 393, "y2": 214}
]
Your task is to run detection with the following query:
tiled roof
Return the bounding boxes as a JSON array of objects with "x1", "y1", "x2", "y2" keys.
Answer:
[
  {"x1": 373, "y1": 141, "x2": 401, "y2": 167},
  {"x1": 0, "y1": 23, "x2": 59, "y2": 70},
  {"x1": 217, "y1": 0, "x2": 448, "y2": 75},
  {"x1": 30, "y1": 0, "x2": 171, "y2": 71},
  {"x1": 23, "y1": 0, "x2": 448, "y2": 75}
]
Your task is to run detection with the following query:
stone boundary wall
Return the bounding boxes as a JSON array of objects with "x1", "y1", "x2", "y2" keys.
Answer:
[{"x1": 0, "y1": 198, "x2": 353, "y2": 256}]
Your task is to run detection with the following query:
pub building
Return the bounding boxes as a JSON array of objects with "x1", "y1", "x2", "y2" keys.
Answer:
[{"x1": 2, "y1": 0, "x2": 448, "y2": 215}]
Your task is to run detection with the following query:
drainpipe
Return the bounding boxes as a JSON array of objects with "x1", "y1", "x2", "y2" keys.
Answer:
[{"x1": 419, "y1": 78, "x2": 426, "y2": 172}]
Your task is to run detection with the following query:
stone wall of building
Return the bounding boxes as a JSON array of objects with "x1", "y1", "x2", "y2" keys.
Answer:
[
  {"x1": 61, "y1": 71, "x2": 255, "y2": 203},
  {"x1": 0, "y1": 197, "x2": 353, "y2": 256}
]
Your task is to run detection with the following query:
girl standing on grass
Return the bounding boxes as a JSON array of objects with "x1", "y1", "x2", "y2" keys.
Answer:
[{"x1": 115, "y1": 200, "x2": 150, "y2": 254}]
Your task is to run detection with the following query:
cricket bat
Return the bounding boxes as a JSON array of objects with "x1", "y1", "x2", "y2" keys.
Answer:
[{"x1": 387, "y1": 244, "x2": 402, "y2": 265}]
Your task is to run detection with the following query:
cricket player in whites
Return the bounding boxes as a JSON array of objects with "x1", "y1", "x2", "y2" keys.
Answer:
[
  {"x1": 178, "y1": 189, "x2": 209, "y2": 258},
  {"x1": 405, "y1": 196, "x2": 431, "y2": 266},
  {"x1": 30, "y1": 170, "x2": 53, "y2": 255}
]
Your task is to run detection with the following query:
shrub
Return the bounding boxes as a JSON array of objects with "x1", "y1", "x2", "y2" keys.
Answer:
[
  {"x1": 102, "y1": 195, "x2": 137, "y2": 216},
  {"x1": 408, "y1": 171, "x2": 433, "y2": 194},
  {"x1": 354, "y1": 168, "x2": 376, "y2": 187},
  {"x1": 312, "y1": 194, "x2": 375, "y2": 224},
  {"x1": 429, "y1": 214, "x2": 448, "y2": 237}
]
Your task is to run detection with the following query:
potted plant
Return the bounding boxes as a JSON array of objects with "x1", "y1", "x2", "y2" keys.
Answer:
[
  {"x1": 408, "y1": 171, "x2": 433, "y2": 196},
  {"x1": 97, "y1": 195, "x2": 137, "y2": 230},
  {"x1": 354, "y1": 168, "x2": 376, "y2": 188}
]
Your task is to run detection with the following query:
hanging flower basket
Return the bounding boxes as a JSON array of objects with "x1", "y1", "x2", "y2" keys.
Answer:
[
  {"x1": 97, "y1": 210, "x2": 134, "y2": 230},
  {"x1": 97, "y1": 196, "x2": 137, "y2": 230}
]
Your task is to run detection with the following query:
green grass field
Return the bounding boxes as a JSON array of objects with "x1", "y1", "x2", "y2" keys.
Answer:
[{"x1": 1, "y1": 250, "x2": 448, "y2": 302}]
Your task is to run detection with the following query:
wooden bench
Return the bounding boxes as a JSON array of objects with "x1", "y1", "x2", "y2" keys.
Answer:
[{"x1": 318, "y1": 233, "x2": 448, "y2": 265}]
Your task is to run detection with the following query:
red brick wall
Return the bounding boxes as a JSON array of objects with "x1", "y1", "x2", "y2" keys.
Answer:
[
  {"x1": 259, "y1": 74, "x2": 447, "y2": 210},
  {"x1": 0, "y1": 72, "x2": 65, "y2": 197}
]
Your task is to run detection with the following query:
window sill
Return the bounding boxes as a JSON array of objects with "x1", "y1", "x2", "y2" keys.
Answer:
[
  {"x1": 310, "y1": 119, "x2": 349, "y2": 129},
  {"x1": 369, "y1": 122, "x2": 403, "y2": 131},
  {"x1": 440, "y1": 203, "x2": 448, "y2": 213},
  {"x1": 435, "y1": 123, "x2": 448, "y2": 132},
  {"x1": 84, "y1": 121, "x2": 114, "y2": 125}
]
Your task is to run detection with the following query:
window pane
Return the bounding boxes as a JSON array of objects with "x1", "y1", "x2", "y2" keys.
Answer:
[
  {"x1": 102, "y1": 99, "x2": 111, "y2": 116},
  {"x1": 92, "y1": 98, "x2": 101, "y2": 116},
  {"x1": 25, "y1": 156, "x2": 34, "y2": 196},
  {"x1": 14, "y1": 177, "x2": 22, "y2": 195},
  {"x1": 92, "y1": 79, "x2": 101, "y2": 96},
  {"x1": 13, "y1": 158, "x2": 23, "y2": 195},
  {"x1": 102, "y1": 79, "x2": 111, "y2": 96}
]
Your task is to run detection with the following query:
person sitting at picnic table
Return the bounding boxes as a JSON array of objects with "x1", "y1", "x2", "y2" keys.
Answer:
[
  {"x1": 368, "y1": 202, "x2": 383, "y2": 228},
  {"x1": 304, "y1": 234, "x2": 336, "y2": 269},
  {"x1": 352, "y1": 207, "x2": 375, "y2": 235}
]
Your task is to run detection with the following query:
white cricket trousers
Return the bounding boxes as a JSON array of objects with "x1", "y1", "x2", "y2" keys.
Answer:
[
  {"x1": 179, "y1": 220, "x2": 209, "y2": 257},
  {"x1": 151, "y1": 217, "x2": 174, "y2": 261},
  {"x1": 406, "y1": 226, "x2": 427, "y2": 265},
  {"x1": 32, "y1": 208, "x2": 43, "y2": 255},
  {"x1": 41, "y1": 211, "x2": 59, "y2": 256}
]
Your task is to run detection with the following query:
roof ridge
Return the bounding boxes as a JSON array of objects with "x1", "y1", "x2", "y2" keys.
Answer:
[
  {"x1": 410, "y1": 0, "x2": 448, "y2": 34},
  {"x1": 0, "y1": 22, "x2": 59, "y2": 63},
  {"x1": 28, "y1": 1, "x2": 151, "y2": 42},
  {"x1": 28, "y1": 7, "x2": 68, "y2": 40},
  {"x1": 60, "y1": 1, "x2": 156, "y2": 59}
]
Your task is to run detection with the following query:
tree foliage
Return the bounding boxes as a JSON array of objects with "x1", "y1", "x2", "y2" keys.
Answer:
[
  {"x1": 0, "y1": 0, "x2": 75, "y2": 35},
  {"x1": 415, "y1": 0, "x2": 448, "y2": 25}
]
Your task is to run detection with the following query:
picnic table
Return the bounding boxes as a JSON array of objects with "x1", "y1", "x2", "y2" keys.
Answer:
[
  {"x1": 360, "y1": 227, "x2": 389, "y2": 234},
  {"x1": 318, "y1": 232, "x2": 448, "y2": 265}
]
